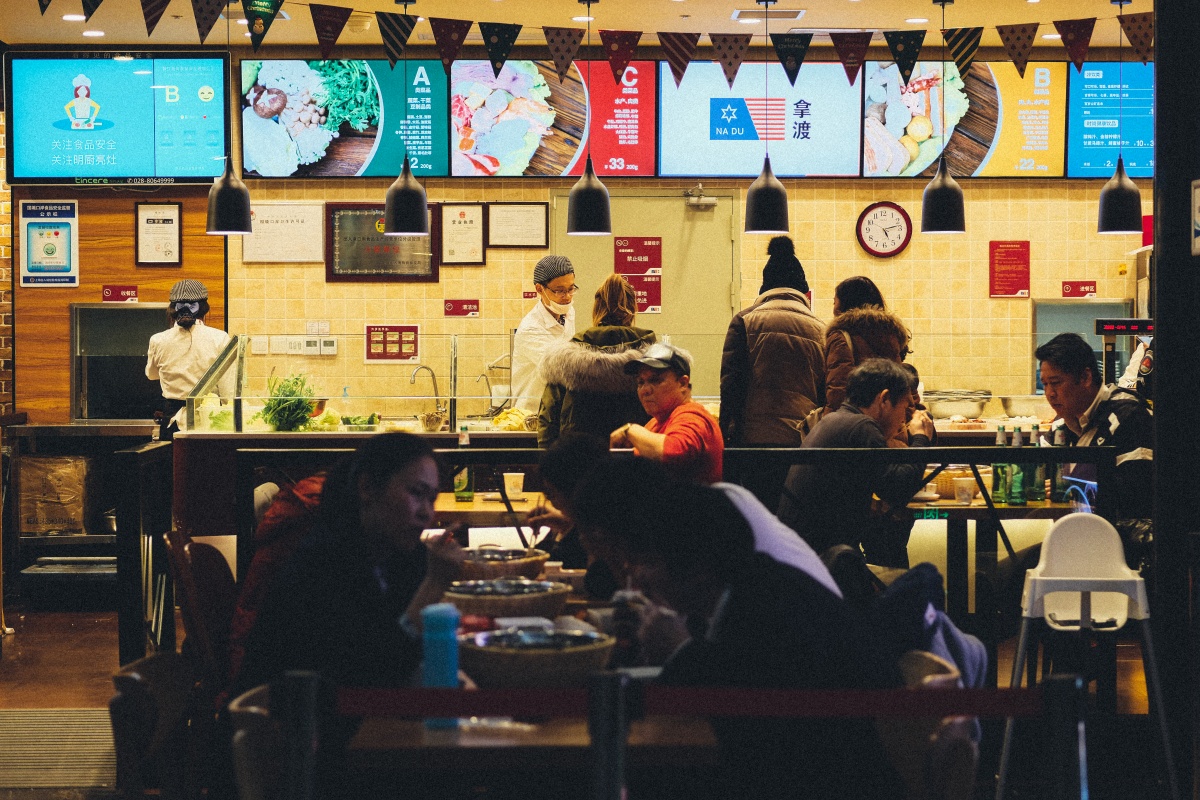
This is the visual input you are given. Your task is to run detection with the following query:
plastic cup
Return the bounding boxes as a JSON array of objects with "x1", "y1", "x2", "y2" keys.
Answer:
[
  {"x1": 503, "y1": 472, "x2": 525, "y2": 497},
  {"x1": 953, "y1": 477, "x2": 977, "y2": 504}
]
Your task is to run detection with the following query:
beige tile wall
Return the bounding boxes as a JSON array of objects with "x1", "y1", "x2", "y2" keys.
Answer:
[{"x1": 226, "y1": 175, "x2": 1147, "y2": 414}]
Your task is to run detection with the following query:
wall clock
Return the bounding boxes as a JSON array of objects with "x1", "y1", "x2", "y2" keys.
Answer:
[{"x1": 856, "y1": 201, "x2": 912, "y2": 258}]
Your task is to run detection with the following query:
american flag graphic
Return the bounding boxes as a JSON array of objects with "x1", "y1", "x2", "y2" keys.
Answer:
[{"x1": 744, "y1": 98, "x2": 788, "y2": 141}]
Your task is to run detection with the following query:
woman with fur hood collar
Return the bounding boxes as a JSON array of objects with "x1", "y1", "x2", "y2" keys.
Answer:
[
  {"x1": 823, "y1": 276, "x2": 911, "y2": 414},
  {"x1": 537, "y1": 275, "x2": 657, "y2": 447}
]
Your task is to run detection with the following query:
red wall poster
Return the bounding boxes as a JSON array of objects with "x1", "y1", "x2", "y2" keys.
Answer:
[
  {"x1": 614, "y1": 237, "x2": 662, "y2": 313},
  {"x1": 989, "y1": 241, "x2": 1031, "y2": 298},
  {"x1": 365, "y1": 324, "x2": 419, "y2": 363}
]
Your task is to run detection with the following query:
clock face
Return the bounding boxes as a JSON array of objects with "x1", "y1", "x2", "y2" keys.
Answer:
[{"x1": 856, "y1": 202, "x2": 912, "y2": 258}]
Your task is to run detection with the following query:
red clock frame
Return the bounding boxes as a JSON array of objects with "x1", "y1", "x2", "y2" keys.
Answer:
[{"x1": 855, "y1": 201, "x2": 912, "y2": 258}]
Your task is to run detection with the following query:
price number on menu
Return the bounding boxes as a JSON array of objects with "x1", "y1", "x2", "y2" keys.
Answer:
[{"x1": 606, "y1": 158, "x2": 627, "y2": 171}]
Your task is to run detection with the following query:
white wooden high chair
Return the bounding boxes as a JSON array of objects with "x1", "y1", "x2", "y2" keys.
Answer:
[{"x1": 995, "y1": 512, "x2": 1179, "y2": 800}]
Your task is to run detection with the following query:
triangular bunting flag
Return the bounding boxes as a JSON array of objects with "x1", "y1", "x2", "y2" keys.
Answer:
[
  {"x1": 770, "y1": 32, "x2": 812, "y2": 86},
  {"x1": 883, "y1": 30, "x2": 926, "y2": 86},
  {"x1": 139, "y1": 0, "x2": 170, "y2": 37},
  {"x1": 543, "y1": 27, "x2": 585, "y2": 83},
  {"x1": 190, "y1": 0, "x2": 225, "y2": 44},
  {"x1": 942, "y1": 27, "x2": 983, "y2": 76},
  {"x1": 1053, "y1": 18, "x2": 1096, "y2": 73},
  {"x1": 37, "y1": 0, "x2": 53, "y2": 15},
  {"x1": 242, "y1": 0, "x2": 284, "y2": 52},
  {"x1": 376, "y1": 12, "x2": 418, "y2": 69},
  {"x1": 81, "y1": 0, "x2": 104, "y2": 21},
  {"x1": 996, "y1": 22, "x2": 1038, "y2": 78},
  {"x1": 479, "y1": 22, "x2": 522, "y2": 78},
  {"x1": 309, "y1": 4, "x2": 352, "y2": 61},
  {"x1": 829, "y1": 31, "x2": 873, "y2": 86},
  {"x1": 709, "y1": 33, "x2": 752, "y2": 88},
  {"x1": 1119, "y1": 12, "x2": 1154, "y2": 65},
  {"x1": 659, "y1": 31, "x2": 701, "y2": 88},
  {"x1": 429, "y1": 18, "x2": 473, "y2": 76},
  {"x1": 598, "y1": 30, "x2": 643, "y2": 84}
]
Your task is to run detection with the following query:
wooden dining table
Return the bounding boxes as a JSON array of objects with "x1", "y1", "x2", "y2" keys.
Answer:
[{"x1": 434, "y1": 491, "x2": 548, "y2": 532}]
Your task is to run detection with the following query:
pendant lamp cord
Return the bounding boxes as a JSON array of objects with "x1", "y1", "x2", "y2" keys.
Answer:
[
  {"x1": 585, "y1": 2, "x2": 592, "y2": 164},
  {"x1": 402, "y1": 1, "x2": 411, "y2": 163},
  {"x1": 1117, "y1": 6, "x2": 1124, "y2": 161},
  {"x1": 763, "y1": 4, "x2": 769, "y2": 162},
  {"x1": 940, "y1": 1, "x2": 946, "y2": 155}
]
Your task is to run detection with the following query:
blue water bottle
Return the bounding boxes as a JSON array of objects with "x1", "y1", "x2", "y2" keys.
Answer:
[{"x1": 421, "y1": 603, "x2": 461, "y2": 730}]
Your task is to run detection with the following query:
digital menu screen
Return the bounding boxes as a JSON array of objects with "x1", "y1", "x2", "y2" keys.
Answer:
[
  {"x1": 862, "y1": 61, "x2": 1067, "y2": 178},
  {"x1": 240, "y1": 59, "x2": 448, "y2": 178},
  {"x1": 450, "y1": 60, "x2": 655, "y2": 177},
  {"x1": 1066, "y1": 62, "x2": 1154, "y2": 178},
  {"x1": 6, "y1": 53, "x2": 228, "y2": 185},
  {"x1": 658, "y1": 62, "x2": 862, "y2": 177}
]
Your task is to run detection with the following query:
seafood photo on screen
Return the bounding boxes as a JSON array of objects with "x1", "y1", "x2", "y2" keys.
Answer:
[{"x1": 863, "y1": 62, "x2": 969, "y2": 177}]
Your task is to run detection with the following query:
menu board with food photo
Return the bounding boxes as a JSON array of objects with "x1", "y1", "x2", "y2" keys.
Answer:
[
  {"x1": 450, "y1": 60, "x2": 655, "y2": 177},
  {"x1": 863, "y1": 61, "x2": 1067, "y2": 178},
  {"x1": 658, "y1": 62, "x2": 862, "y2": 177},
  {"x1": 241, "y1": 59, "x2": 448, "y2": 178}
]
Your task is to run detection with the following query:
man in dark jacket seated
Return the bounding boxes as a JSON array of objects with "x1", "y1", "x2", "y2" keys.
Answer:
[
  {"x1": 572, "y1": 459, "x2": 903, "y2": 800},
  {"x1": 777, "y1": 358, "x2": 934, "y2": 566}
]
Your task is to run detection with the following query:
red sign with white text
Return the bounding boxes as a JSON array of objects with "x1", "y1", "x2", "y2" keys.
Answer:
[
  {"x1": 522, "y1": 291, "x2": 537, "y2": 299},
  {"x1": 565, "y1": 61, "x2": 657, "y2": 177},
  {"x1": 615, "y1": 237, "x2": 663, "y2": 313},
  {"x1": 364, "y1": 324, "x2": 419, "y2": 363},
  {"x1": 1062, "y1": 281, "x2": 1097, "y2": 298},
  {"x1": 989, "y1": 241, "x2": 1031, "y2": 298},
  {"x1": 444, "y1": 299, "x2": 480, "y2": 317},
  {"x1": 102, "y1": 285, "x2": 138, "y2": 302}
]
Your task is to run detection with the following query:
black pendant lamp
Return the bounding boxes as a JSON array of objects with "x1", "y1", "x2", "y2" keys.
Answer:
[
  {"x1": 567, "y1": 0, "x2": 612, "y2": 236},
  {"x1": 744, "y1": 0, "x2": 788, "y2": 235},
  {"x1": 1097, "y1": 1, "x2": 1143, "y2": 235},
  {"x1": 206, "y1": 10, "x2": 252, "y2": 235},
  {"x1": 384, "y1": 1, "x2": 430, "y2": 236},
  {"x1": 921, "y1": 0, "x2": 965, "y2": 234}
]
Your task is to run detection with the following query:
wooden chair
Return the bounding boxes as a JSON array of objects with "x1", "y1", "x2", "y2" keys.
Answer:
[
  {"x1": 109, "y1": 651, "x2": 197, "y2": 800},
  {"x1": 227, "y1": 673, "x2": 321, "y2": 800},
  {"x1": 163, "y1": 528, "x2": 237, "y2": 694},
  {"x1": 876, "y1": 650, "x2": 980, "y2": 800}
]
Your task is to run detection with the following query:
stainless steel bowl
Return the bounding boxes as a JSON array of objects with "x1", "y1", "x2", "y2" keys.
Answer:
[
  {"x1": 924, "y1": 398, "x2": 988, "y2": 419},
  {"x1": 1000, "y1": 395, "x2": 1054, "y2": 419}
]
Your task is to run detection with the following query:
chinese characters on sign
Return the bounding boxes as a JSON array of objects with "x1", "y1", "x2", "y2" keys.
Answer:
[
  {"x1": 20, "y1": 200, "x2": 79, "y2": 287},
  {"x1": 243, "y1": 203, "x2": 325, "y2": 263},
  {"x1": 440, "y1": 204, "x2": 485, "y2": 264},
  {"x1": 989, "y1": 240, "x2": 1031, "y2": 298},
  {"x1": 614, "y1": 237, "x2": 663, "y2": 314},
  {"x1": 1062, "y1": 281, "x2": 1097, "y2": 298},
  {"x1": 444, "y1": 299, "x2": 480, "y2": 317},
  {"x1": 364, "y1": 324, "x2": 419, "y2": 363},
  {"x1": 102, "y1": 285, "x2": 139, "y2": 302}
]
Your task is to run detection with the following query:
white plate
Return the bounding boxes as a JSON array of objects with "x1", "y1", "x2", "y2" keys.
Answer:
[{"x1": 912, "y1": 491, "x2": 942, "y2": 503}]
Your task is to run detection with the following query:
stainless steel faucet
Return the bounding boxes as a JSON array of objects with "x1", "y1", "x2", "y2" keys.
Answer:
[{"x1": 410, "y1": 365, "x2": 446, "y2": 415}]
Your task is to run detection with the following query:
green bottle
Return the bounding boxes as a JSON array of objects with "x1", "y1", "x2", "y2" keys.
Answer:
[
  {"x1": 1051, "y1": 424, "x2": 1070, "y2": 502},
  {"x1": 991, "y1": 425, "x2": 1008, "y2": 504},
  {"x1": 1027, "y1": 423, "x2": 1047, "y2": 501},
  {"x1": 453, "y1": 425, "x2": 474, "y2": 502},
  {"x1": 1007, "y1": 426, "x2": 1026, "y2": 506}
]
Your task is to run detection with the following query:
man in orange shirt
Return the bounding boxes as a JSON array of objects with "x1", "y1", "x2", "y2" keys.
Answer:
[{"x1": 609, "y1": 343, "x2": 724, "y2": 484}]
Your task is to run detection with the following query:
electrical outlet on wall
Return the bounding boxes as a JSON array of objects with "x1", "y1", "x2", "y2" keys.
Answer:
[
  {"x1": 319, "y1": 338, "x2": 338, "y2": 355},
  {"x1": 269, "y1": 336, "x2": 290, "y2": 354},
  {"x1": 250, "y1": 336, "x2": 269, "y2": 354},
  {"x1": 286, "y1": 337, "x2": 305, "y2": 355}
]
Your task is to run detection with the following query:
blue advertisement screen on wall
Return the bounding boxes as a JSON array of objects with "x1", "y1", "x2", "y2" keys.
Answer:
[
  {"x1": 240, "y1": 59, "x2": 448, "y2": 178},
  {"x1": 658, "y1": 62, "x2": 862, "y2": 177},
  {"x1": 1066, "y1": 62, "x2": 1154, "y2": 178},
  {"x1": 5, "y1": 52, "x2": 228, "y2": 185}
]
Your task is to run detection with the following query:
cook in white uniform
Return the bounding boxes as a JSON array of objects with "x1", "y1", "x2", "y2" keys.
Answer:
[
  {"x1": 510, "y1": 256, "x2": 577, "y2": 411},
  {"x1": 146, "y1": 279, "x2": 233, "y2": 440}
]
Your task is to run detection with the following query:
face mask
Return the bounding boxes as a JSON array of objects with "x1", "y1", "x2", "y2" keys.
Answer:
[{"x1": 543, "y1": 297, "x2": 572, "y2": 317}]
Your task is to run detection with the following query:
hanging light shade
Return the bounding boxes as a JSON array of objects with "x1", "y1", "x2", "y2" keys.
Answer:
[
  {"x1": 744, "y1": 154, "x2": 789, "y2": 234},
  {"x1": 206, "y1": 159, "x2": 253, "y2": 235},
  {"x1": 384, "y1": 156, "x2": 429, "y2": 236},
  {"x1": 566, "y1": 156, "x2": 612, "y2": 236},
  {"x1": 1097, "y1": 159, "x2": 1143, "y2": 237},
  {"x1": 921, "y1": 155, "x2": 965, "y2": 234}
]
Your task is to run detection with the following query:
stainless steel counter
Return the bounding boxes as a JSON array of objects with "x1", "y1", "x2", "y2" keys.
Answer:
[{"x1": 9, "y1": 423, "x2": 157, "y2": 439}]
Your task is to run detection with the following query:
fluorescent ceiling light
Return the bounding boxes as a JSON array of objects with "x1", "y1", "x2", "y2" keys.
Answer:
[
  {"x1": 1042, "y1": 33, "x2": 1061, "y2": 39},
  {"x1": 572, "y1": 15, "x2": 593, "y2": 21},
  {"x1": 62, "y1": 13, "x2": 86, "y2": 21},
  {"x1": 82, "y1": 30, "x2": 105, "y2": 37},
  {"x1": 905, "y1": 17, "x2": 928, "y2": 24}
]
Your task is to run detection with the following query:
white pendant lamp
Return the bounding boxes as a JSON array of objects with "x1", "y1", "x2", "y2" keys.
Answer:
[
  {"x1": 385, "y1": 1, "x2": 430, "y2": 236},
  {"x1": 921, "y1": 0, "x2": 965, "y2": 234},
  {"x1": 566, "y1": 0, "x2": 612, "y2": 236},
  {"x1": 1097, "y1": 0, "x2": 1143, "y2": 235},
  {"x1": 744, "y1": 0, "x2": 789, "y2": 235}
]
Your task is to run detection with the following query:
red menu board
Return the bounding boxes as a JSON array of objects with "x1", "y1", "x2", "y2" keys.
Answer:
[
  {"x1": 567, "y1": 62, "x2": 657, "y2": 177},
  {"x1": 365, "y1": 324, "x2": 419, "y2": 363},
  {"x1": 989, "y1": 241, "x2": 1030, "y2": 298},
  {"x1": 615, "y1": 237, "x2": 662, "y2": 313},
  {"x1": 444, "y1": 299, "x2": 480, "y2": 317}
]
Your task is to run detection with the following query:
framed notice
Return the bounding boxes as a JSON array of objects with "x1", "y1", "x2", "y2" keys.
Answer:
[
  {"x1": 243, "y1": 202, "x2": 324, "y2": 263},
  {"x1": 325, "y1": 202, "x2": 440, "y2": 283},
  {"x1": 135, "y1": 202, "x2": 182, "y2": 266},
  {"x1": 440, "y1": 203, "x2": 487, "y2": 265},
  {"x1": 989, "y1": 240, "x2": 1031, "y2": 298},
  {"x1": 365, "y1": 324, "x2": 419, "y2": 363},
  {"x1": 486, "y1": 202, "x2": 549, "y2": 248},
  {"x1": 19, "y1": 200, "x2": 79, "y2": 287}
]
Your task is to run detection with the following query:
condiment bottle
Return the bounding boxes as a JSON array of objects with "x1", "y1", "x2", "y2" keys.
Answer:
[
  {"x1": 421, "y1": 603, "x2": 461, "y2": 730},
  {"x1": 1007, "y1": 426, "x2": 1027, "y2": 506},
  {"x1": 1051, "y1": 424, "x2": 1070, "y2": 501},
  {"x1": 453, "y1": 426, "x2": 474, "y2": 502},
  {"x1": 1028, "y1": 423, "x2": 1048, "y2": 501},
  {"x1": 991, "y1": 424, "x2": 1009, "y2": 504}
]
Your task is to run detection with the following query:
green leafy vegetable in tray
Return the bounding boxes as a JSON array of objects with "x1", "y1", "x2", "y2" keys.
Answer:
[
  {"x1": 340, "y1": 413, "x2": 381, "y2": 426},
  {"x1": 262, "y1": 373, "x2": 317, "y2": 432}
]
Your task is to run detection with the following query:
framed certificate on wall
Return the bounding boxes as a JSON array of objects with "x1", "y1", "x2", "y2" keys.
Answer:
[
  {"x1": 135, "y1": 202, "x2": 183, "y2": 266},
  {"x1": 325, "y1": 202, "x2": 441, "y2": 283},
  {"x1": 486, "y1": 202, "x2": 549, "y2": 248},
  {"x1": 440, "y1": 203, "x2": 487, "y2": 265}
]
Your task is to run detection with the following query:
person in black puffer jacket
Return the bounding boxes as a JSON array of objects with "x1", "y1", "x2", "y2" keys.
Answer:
[{"x1": 537, "y1": 274, "x2": 656, "y2": 447}]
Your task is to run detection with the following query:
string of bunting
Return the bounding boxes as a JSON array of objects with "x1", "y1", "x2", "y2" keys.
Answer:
[{"x1": 77, "y1": 2, "x2": 1153, "y2": 87}]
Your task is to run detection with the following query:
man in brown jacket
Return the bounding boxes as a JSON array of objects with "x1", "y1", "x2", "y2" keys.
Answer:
[{"x1": 720, "y1": 236, "x2": 826, "y2": 508}]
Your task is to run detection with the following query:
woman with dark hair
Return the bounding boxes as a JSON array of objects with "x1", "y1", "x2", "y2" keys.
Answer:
[
  {"x1": 232, "y1": 432, "x2": 465, "y2": 696},
  {"x1": 823, "y1": 276, "x2": 911, "y2": 413},
  {"x1": 537, "y1": 273, "x2": 657, "y2": 447}
]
